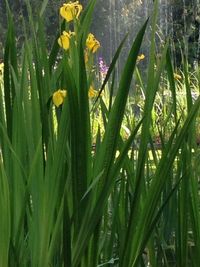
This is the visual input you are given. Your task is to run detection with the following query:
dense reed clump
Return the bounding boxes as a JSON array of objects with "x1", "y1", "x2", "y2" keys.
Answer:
[{"x1": 0, "y1": 0, "x2": 200, "y2": 267}]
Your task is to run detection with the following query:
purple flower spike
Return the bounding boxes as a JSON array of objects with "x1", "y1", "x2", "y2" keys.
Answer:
[{"x1": 98, "y1": 57, "x2": 108, "y2": 76}]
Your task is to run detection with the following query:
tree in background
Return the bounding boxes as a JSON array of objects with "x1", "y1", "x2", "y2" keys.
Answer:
[
  {"x1": 170, "y1": 0, "x2": 200, "y2": 66},
  {"x1": 0, "y1": 0, "x2": 62, "y2": 59},
  {"x1": 0, "y1": 0, "x2": 199, "y2": 67}
]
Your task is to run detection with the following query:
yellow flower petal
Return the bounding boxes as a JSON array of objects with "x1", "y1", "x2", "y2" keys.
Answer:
[
  {"x1": 60, "y1": 1, "x2": 83, "y2": 22},
  {"x1": 174, "y1": 73, "x2": 182, "y2": 80},
  {"x1": 60, "y1": 90, "x2": 67, "y2": 98},
  {"x1": 58, "y1": 31, "x2": 71, "y2": 50},
  {"x1": 86, "y1": 33, "x2": 100, "y2": 53},
  {"x1": 53, "y1": 89, "x2": 67, "y2": 107},
  {"x1": 137, "y1": 54, "x2": 145, "y2": 61}
]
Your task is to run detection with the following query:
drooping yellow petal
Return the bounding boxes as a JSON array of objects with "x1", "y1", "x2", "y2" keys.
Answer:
[
  {"x1": 53, "y1": 89, "x2": 67, "y2": 107},
  {"x1": 86, "y1": 33, "x2": 100, "y2": 53},
  {"x1": 58, "y1": 31, "x2": 71, "y2": 50},
  {"x1": 60, "y1": 1, "x2": 83, "y2": 22},
  {"x1": 91, "y1": 43, "x2": 100, "y2": 53}
]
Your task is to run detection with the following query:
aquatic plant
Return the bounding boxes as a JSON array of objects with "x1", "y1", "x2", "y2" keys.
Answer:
[{"x1": 0, "y1": 1, "x2": 200, "y2": 267}]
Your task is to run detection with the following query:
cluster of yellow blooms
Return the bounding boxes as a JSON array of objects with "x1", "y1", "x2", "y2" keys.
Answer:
[
  {"x1": 57, "y1": 1, "x2": 100, "y2": 53},
  {"x1": 53, "y1": 1, "x2": 100, "y2": 108},
  {"x1": 57, "y1": 31, "x2": 100, "y2": 54}
]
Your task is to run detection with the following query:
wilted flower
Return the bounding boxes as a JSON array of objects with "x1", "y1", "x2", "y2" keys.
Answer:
[
  {"x1": 58, "y1": 31, "x2": 74, "y2": 50},
  {"x1": 137, "y1": 54, "x2": 145, "y2": 62},
  {"x1": 60, "y1": 1, "x2": 83, "y2": 22},
  {"x1": 53, "y1": 89, "x2": 67, "y2": 107},
  {"x1": 86, "y1": 33, "x2": 100, "y2": 53},
  {"x1": 99, "y1": 57, "x2": 108, "y2": 76},
  {"x1": 174, "y1": 73, "x2": 182, "y2": 80},
  {"x1": 88, "y1": 86, "x2": 98, "y2": 98}
]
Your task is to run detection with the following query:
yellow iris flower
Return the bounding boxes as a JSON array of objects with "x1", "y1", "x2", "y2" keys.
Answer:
[
  {"x1": 174, "y1": 73, "x2": 182, "y2": 80},
  {"x1": 53, "y1": 89, "x2": 67, "y2": 107},
  {"x1": 137, "y1": 54, "x2": 145, "y2": 61},
  {"x1": 58, "y1": 31, "x2": 74, "y2": 50},
  {"x1": 60, "y1": 1, "x2": 83, "y2": 22},
  {"x1": 53, "y1": 87, "x2": 99, "y2": 105},
  {"x1": 86, "y1": 33, "x2": 100, "y2": 53}
]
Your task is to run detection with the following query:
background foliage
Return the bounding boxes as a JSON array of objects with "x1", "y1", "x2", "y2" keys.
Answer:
[{"x1": 0, "y1": 0, "x2": 199, "y2": 67}]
